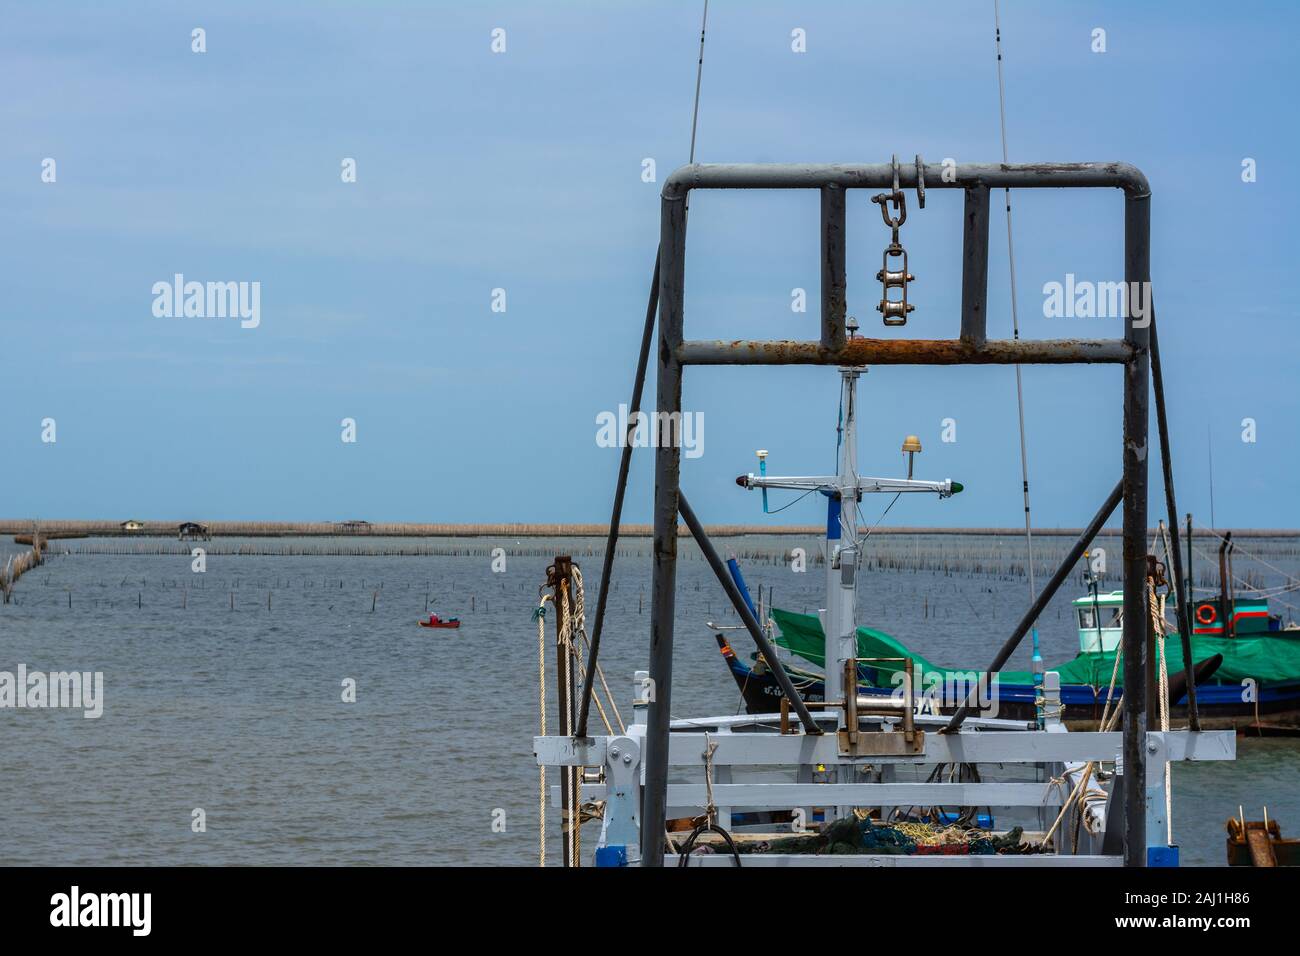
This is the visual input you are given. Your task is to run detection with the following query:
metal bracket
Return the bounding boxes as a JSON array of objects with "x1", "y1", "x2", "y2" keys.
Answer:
[
  {"x1": 839, "y1": 656, "x2": 923, "y2": 755},
  {"x1": 602, "y1": 735, "x2": 641, "y2": 864},
  {"x1": 837, "y1": 728, "x2": 927, "y2": 757}
]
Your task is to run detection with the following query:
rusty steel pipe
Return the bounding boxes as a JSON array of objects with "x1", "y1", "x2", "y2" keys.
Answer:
[
  {"x1": 679, "y1": 492, "x2": 819, "y2": 735},
  {"x1": 662, "y1": 161, "x2": 1151, "y2": 201},
  {"x1": 677, "y1": 337, "x2": 1132, "y2": 366},
  {"x1": 1120, "y1": 190, "x2": 1152, "y2": 867}
]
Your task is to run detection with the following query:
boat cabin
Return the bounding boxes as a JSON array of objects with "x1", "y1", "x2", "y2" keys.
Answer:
[
  {"x1": 1191, "y1": 596, "x2": 1279, "y2": 636},
  {"x1": 1073, "y1": 590, "x2": 1125, "y2": 653},
  {"x1": 1074, "y1": 589, "x2": 1284, "y2": 651}
]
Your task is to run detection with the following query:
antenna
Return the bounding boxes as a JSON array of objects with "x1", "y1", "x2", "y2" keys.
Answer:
[
  {"x1": 992, "y1": 0, "x2": 1040, "y2": 672},
  {"x1": 1208, "y1": 425, "x2": 1217, "y2": 531}
]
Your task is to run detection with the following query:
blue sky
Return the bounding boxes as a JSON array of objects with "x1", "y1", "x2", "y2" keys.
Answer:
[{"x1": 1, "y1": 1, "x2": 1296, "y2": 528}]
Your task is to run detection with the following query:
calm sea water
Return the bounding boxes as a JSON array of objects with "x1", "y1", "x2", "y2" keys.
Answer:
[{"x1": 1, "y1": 533, "x2": 1297, "y2": 866}]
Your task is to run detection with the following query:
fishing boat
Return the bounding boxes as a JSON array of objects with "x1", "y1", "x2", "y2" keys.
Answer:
[
  {"x1": 530, "y1": 4, "x2": 1237, "y2": 871},
  {"x1": 418, "y1": 613, "x2": 460, "y2": 629},
  {"x1": 717, "y1": 586, "x2": 1300, "y2": 730},
  {"x1": 530, "y1": 151, "x2": 1241, "y2": 866}
]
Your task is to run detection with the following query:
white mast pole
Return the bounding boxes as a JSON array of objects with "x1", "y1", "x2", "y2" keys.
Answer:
[{"x1": 824, "y1": 367, "x2": 863, "y2": 724}]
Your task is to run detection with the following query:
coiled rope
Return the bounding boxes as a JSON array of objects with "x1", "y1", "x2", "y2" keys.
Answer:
[{"x1": 569, "y1": 567, "x2": 624, "y2": 735}]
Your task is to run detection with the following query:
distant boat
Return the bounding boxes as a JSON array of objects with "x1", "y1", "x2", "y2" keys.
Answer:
[{"x1": 419, "y1": 613, "x2": 460, "y2": 629}]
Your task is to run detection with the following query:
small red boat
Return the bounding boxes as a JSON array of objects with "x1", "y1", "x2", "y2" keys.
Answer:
[{"x1": 419, "y1": 613, "x2": 461, "y2": 629}]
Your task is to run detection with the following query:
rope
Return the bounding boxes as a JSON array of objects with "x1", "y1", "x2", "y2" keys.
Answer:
[
  {"x1": 890, "y1": 761, "x2": 988, "y2": 829},
  {"x1": 676, "y1": 820, "x2": 741, "y2": 867},
  {"x1": 702, "y1": 734, "x2": 718, "y2": 823},
  {"x1": 1097, "y1": 628, "x2": 1125, "y2": 730},
  {"x1": 856, "y1": 492, "x2": 902, "y2": 543},
  {"x1": 1041, "y1": 578, "x2": 1178, "y2": 852},
  {"x1": 538, "y1": 564, "x2": 638, "y2": 867},
  {"x1": 1187, "y1": 541, "x2": 1300, "y2": 612},
  {"x1": 991, "y1": 0, "x2": 1038, "y2": 617},
  {"x1": 687, "y1": 0, "x2": 709, "y2": 166},
  {"x1": 1149, "y1": 578, "x2": 1173, "y2": 844},
  {"x1": 559, "y1": 581, "x2": 580, "y2": 866},
  {"x1": 581, "y1": 665, "x2": 614, "y2": 734},
  {"x1": 676, "y1": 733, "x2": 742, "y2": 867},
  {"x1": 1192, "y1": 521, "x2": 1300, "y2": 588},
  {"x1": 565, "y1": 594, "x2": 616, "y2": 735},
  {"x1": 1041, "y1": 640, "x2": 1124, "y2": 849},
  {"x1": 571, "y1": 567, "x2": 625, "y2": 734}
]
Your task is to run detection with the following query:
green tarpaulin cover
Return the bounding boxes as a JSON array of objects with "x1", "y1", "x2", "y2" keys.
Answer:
[{"x1": 771, "y1": 607, "x2": 1300, "y2": 689}]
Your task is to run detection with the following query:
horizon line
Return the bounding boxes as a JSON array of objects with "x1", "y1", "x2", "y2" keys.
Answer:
[{"x1": 3, "y1": 519, "x2": 1296, "y2": 539}]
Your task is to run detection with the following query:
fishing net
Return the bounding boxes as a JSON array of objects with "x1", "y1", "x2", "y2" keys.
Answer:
[{"x1": 741, "y1": 817, "x2": 1034, "y2": 856}]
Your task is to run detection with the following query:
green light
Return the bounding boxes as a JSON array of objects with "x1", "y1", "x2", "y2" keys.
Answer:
[{"x1": 951, "y1": 482, "x2": 964, "y2": 494}]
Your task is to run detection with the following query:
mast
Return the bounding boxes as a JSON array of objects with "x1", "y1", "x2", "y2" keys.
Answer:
[
  {"x1": 739, "y1": 367, "x2": 961, "y2": 720},
  {"x1": 823, "y1": 366, "x2": 863, "y2": 711}
]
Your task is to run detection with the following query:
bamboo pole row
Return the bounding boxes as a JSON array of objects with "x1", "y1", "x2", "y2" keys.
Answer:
[
  {"x1": 1, "y1": 536, "x2": 45, "y2": 604},
  {"x1": 18, "y1": 538, "x2": 1293, "y2": 586}
]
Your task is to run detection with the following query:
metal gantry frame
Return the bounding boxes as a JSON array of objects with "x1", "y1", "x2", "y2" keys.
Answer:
[
  {"x1": 532, "y1": 679, "x2": 1237, "y2": 866},
  {"x1": 644, "y1": 161, "x2": 1155, "y2": 866}
]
